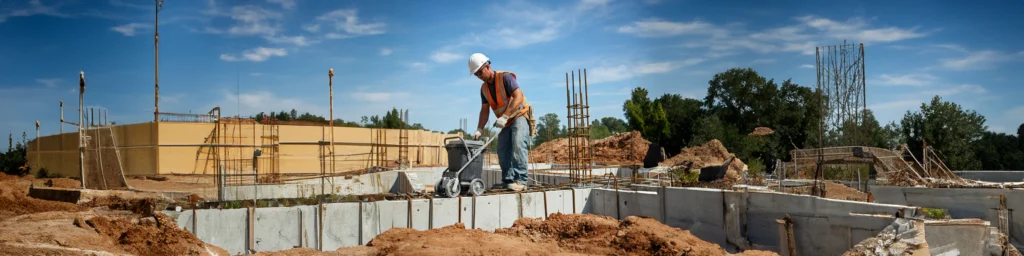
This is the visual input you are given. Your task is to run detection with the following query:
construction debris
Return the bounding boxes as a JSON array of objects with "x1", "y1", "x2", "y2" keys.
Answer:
[
  {"x1": 844, "y1": 218, "x2": 929, "y2": 256},
  {"x1": 660, "y1": 139, "x2": 747, "y2": 180},
  {"x1": 333, "y1": 213, "x2": 777, "y2": 256},
  {"x1": 531, "y1": 130, "x2": 651, "y2": 165}
]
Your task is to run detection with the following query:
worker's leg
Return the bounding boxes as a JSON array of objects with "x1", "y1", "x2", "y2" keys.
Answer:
[
  {"x1": 509, "y1": 116, "x2": 530, "y2": 184},
  {"x1": 497, "y1": 123, "x2": 514, "y2": 185}
]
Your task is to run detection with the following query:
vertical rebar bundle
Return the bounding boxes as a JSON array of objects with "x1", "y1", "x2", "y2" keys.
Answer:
[
  {"x1": 814, "y1": 42, "x2": 867, "y2": 196},
  {"x1": 565, "y1": 69, "x2": 593, "y2": 186}
]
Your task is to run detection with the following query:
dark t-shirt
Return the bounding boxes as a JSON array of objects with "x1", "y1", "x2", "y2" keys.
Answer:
[{"x1": 481, "y1": 72, "x2": 520, "y2": 104}]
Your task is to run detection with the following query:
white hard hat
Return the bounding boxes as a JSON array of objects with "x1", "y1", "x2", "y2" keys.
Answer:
[{"x1": 468, "y1": 53, "x2": 489, "y2": 75}]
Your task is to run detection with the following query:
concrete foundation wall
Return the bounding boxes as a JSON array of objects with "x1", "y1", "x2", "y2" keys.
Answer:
[
  {"x1": 870, "y1": 185, "x2": 1024, "y2": 249},
  {"x1": 169, "y1": 188, "x2": 593, "y2": 255},
  {"x1": 954, "y1": 171, "x2": 1024, "y2": 182}
]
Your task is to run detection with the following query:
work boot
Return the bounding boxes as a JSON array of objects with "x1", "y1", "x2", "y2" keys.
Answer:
[{"x1": 507, "y1": 182, "x2": 526, "y2": 191}]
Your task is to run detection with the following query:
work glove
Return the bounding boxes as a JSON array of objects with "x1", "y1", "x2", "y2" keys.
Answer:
[
  {"x1": 473, "y1": 130, "x2": 481, "y2": 140},
  {"x1": 493, "y1": 116, "x2": 509, "y2": 129}
]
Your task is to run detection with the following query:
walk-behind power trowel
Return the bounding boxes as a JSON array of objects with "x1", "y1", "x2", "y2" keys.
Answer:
[{"x1": 434, "y1": 132, "x2": 499, "y2": 198}]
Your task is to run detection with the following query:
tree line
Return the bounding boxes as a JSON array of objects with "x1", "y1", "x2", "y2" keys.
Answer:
[
  {"x1": 618, "y1": 67, "x2": 1023, "y2": 170},
  {"x1": 253, "y1": 107, "x2": 426, "y2": 130}
]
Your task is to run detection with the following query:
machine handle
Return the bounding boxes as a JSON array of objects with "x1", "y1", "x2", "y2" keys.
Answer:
[{"x1": 444, "y1": 136, "x2": 472, "y2": 159}]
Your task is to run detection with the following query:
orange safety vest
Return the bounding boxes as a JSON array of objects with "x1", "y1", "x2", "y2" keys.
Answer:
[{"x1": 481, "y1": 71, "x2": 531, "y2": 120}]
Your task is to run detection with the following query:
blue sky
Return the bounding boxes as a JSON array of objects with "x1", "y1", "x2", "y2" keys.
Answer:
[{"x1": 2, "y1": 0, "x2": 1023, "y2": 150}]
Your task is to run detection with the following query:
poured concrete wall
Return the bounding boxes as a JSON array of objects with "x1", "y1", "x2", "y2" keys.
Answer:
[
  {"x1": 27, "y1": 122, "x2": 454, "y2": 177},
  {"x1": 870, "y1": 185, "x2": 1024, "y2": 249},
  {"x1": 168, "y1": 188, "x2": 593, "y2": 255},
  {"x1": 954, "y1": 171, "x2": 1024, "y2": 182}
]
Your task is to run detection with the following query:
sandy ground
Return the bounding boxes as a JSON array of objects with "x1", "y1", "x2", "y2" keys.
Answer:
[
  {"x1": 0, "y1": 173, "x2": 228, "y2": 255},
  {"x1": 531, "y1": 131, "x2": 651, "y2": 166},
  {"x1": 319, "y1": 213, "x2": 777, "y2": 256},
  {"x1": 661, "y1": 139, "x2": 747, "y2": 180},
  {"x1": 784, "y1": 181, "x2": 868, "y2": 201}
]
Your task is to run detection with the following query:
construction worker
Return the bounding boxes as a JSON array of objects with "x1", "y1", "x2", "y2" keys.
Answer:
[{"x1": 468, "y1": 53, "x2": 533, "y2": 191}]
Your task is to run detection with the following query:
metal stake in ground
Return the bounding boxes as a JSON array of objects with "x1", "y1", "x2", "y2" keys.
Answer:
[{"x1": 78, "y1": 71, "x2": 86, "y2": 189}]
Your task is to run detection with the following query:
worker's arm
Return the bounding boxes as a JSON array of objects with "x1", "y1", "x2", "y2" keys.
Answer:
[
  {"x1": 477, "y1": 103, "x2": 490, "y2": 131},
  {"x1": 501, "y1": 88, "x2": 525, "y2": 118}
]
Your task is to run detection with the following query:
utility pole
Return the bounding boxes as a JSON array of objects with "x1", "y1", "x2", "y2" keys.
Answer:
[
  {"x1": 154, "y1": 0, "x2": 163, "y2": 123},
  {"x1": 79, "y1": 71, "x2": 86, "y2": 189}
]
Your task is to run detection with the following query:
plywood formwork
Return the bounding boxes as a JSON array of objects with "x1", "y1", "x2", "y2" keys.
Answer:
[{"x1": 27, "y1": 121, "x2": 453, "y2": 178}]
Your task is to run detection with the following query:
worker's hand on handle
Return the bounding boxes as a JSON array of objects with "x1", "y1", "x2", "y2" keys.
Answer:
[
  {"x1": 493, "y1": 116, "x2": 509, "y2": 129},
  {"x1": 473, "y1": 130, "x2": 482, "y2": 140}
]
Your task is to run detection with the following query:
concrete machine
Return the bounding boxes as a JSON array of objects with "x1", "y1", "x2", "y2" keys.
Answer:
[{"x1": 434, "y1": 133, "x2": 498, "y2": 198}]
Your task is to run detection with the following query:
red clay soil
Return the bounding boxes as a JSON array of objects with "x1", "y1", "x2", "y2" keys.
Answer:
[
  {"x1": 786, "y1": 181, "x2": 868, "y2": 201},
  {"x1": 660, "y1": 139, "x2": 747, "y2": 180},
  {"x1": 531, "y1": 130, "x2": 652, "y2": 165},
  {"x1": 0, "y1": 173, "x2": 86, "y2": 219},
  {"x1": 333, "y1": 213, "x2": 776, "y2": 256},
  {"x1": 86, "y1": 213, "x2": 224, "y2": 256},
  {"x1": 44, "y1": 178, "x2": 80, "y2": 189}
]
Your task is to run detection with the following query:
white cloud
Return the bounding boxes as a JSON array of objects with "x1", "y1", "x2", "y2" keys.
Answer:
[
  {"x1": 1004, "y1": 106, "x2": 1024, "y2": 124},
  {"x1": 0, "y1": 0, "x2": 71, "y2": 23},
  {"x1": 617, "y1": 19, "x2": 721, "y2": 38},
  {"x1": 578, "y1": 0, "x2": 611, "y2": 10},
  {"x1": 315, "y1": 9, "x2": 386, "y2": 37},
  {"x1": 876, "y1": 73, "x2": 936, "y2": 86},
  {"x1": 380, "y1": 48, "x2": 393, "y2": 56},
  {"x1": 323, "y1": 33, "x2": 346, "y2": 39},
  {"x1": 940, "y1": 50, "x2": 1004, "y2": 70},
  {"x1": 303, "y1": 24, "x2": 320, "y2": 33},
  {"x1": 218, "y1": 91, "x2": 319, "y2": 116},
  {"x1": 800, "y1": 64, "x2": 814, "y2": 69},
  {"x1": 227, "y1": 5, "x2": 283, "y2": 36},
  {"x1": 923, "y1": 84, "x2": 986, "y2": 96},
  {"x1": 430, "y1": 51, "x2": 461, "y2": 63},
  {"x1": 220, "y1": 47, "x2": 288, "y2": 62},
  {"x1": 410, "y1": 62, "x2": 429, "y2": 70},
  {"x1": 266, "y1": 0, "x2": 296, "y2": 9},
  {"x1": 111, "y1": 23, "x2": 148, "y2": 36},
  {"x1": 587, "y1": 59, "x2": 701, "y2": 84},
  {"x1": 264, "y1": 35, "x2": 312, "y2": 46},
  {"x1": 450, "y1": 1, "x2": 598, "y2": 50},
  {"x1": 351, "y1": 92, "x2": 411, "y2": 103},
  {"x1": 796, "y1": 16, "x2": 926, "y2": 43},
  {"x1": 35, "y1": 78, "x2": 61, "y2": 88}
]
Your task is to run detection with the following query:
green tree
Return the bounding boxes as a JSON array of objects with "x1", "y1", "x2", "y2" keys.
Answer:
[
  {"x1": 1018, "y1": 123, "x2": 1024, "y2": 150},
  {"x1": 623, "y1": 87, "x2": 670, "y2": 144},
  {"x1": 599, "y1": 117, "x2": 629, "y2": 134},
  {"x1": 290, "y1": 109, "x2": 298, "y2": 120},
  {"x1": 534, "y1": 113, "x2": 563, "y2": 145},
  {"x1": 590, "y1": 119, "x2": 611, "y2": 140},
  {"x1": 900, "y1": 95, "x2": 987, "y2": 170},
  {"x1": 653, "y1": 94, "x2": 702, "y2": 156},
  {"x1": 973, "y1": 132, "x2": 1024, "y2": 170}
]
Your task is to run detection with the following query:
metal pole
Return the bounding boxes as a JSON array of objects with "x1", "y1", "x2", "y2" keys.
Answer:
[
  {"x1": 328, "y1": 68, "x2": 335, "y2": 179},
  {"x1": 814, "y1": 46, "x2": 823, "y2": 197},
  {"x1": 564, "y1": 72, "x2": 572, "y2": 184},
  {"x1": 154, "y1": 0, "x2": 162, "y2": 122},
  {"x1": 35, "y1": 121, "x2": 39, "y2": 172},
  {"x1": 78, "y1": 71, "x2": 86, "y2": 189}
]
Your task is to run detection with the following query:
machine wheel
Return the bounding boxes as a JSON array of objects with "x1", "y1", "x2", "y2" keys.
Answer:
[
  {"x1": 441, "y1": 178, "x2": 461, "y2": 198},
  {"x1": 469, "y1": 179, "x2": 486, "y2": 196},
  {"x1": 434, "y1": 178, "x2": 443, "y2": 196}
]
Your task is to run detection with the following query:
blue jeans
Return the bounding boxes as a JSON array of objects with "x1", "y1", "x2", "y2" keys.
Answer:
[{"x1": 497, "y1": 115, "x2": 529, "y2": 184}]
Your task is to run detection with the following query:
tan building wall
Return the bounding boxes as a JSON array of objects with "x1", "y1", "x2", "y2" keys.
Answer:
[{"x1": 27, "y1": 121, "x2": 458, "y2": 178}]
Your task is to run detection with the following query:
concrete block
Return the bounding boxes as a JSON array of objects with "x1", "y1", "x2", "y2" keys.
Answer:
[
  {"x1": 254, "y1": 207, "x2": 302, "y2": 252},
  {"x1": 322, "y1": 203, "x2": 360, "y2": 250},
  {"x1": 377, "y1": 200, "x2": 409, "y2": 233},
  {"x1": 411, "y1": 199, "x2": 430, "y2": 231},
  {"x1": 663, "y1": 187, "x2": 727, "y2": 247},
  {"x1": 543, "y1": 190, "x2": 564, "y2": 216},
  {"x1": 474, "y1": 195, "x2": 500, "y2": 231},
  {"x1": 296, "y1": 206, "x2": 318, "y2": 249},
  {"x1": 459, "y1": 196, "x2": 474, "y2": 229},
  {"x1": 575, "y1": 188, "x2": 592, "y2": 214},
  {"x1": 925, "y1": 223, "x2": 989, "y2": 256},
  {"x1": 521, "y1": 192, "x2": 546, "y2": 219},
  {"x1": 194, "y1": 208, "x2": 248, "y2": 255},
  {"x1": 175, "y1": 210, "x2": 194, "y2": 232},
  {"x1": 431, "y1": 197, "x2": 460, "y2": 229},
  {"x1": 360, "y1": 201, "x2": 380, "y2": 245},
  {"x1": 633, "y1": 191, "x2": 661, "y2": 222},
  {"x1": 498, "y1": 194, "x2": 520, "y2": 228}
]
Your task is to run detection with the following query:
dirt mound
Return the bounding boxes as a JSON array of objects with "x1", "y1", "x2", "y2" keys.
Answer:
[
  {"x1": 0, "y1": 173, "x2": 86, "y2": 219},
  {"x1": 86, "y1": 213, "x2": 223, "y2": 256},
  {"x1": 660, "y1": 139, "x2": 747, "y2": 180},
  {"x1": 531, "y1": 130, "x2": 651, "y2": 165},
  {"x1": 44, "y1": 178, "x2": 80, "y2": 189},
  {"x1": 334, "y1": 213, "x2": 776, "y2": 256},
  {"x1": 88, "y1": 196, "x2": 157, "y2": 216},
  {"x1": 786, "y1": 181, "x2": 867, "y2": 201},
  {"x1": 749, "y1": 127, "x2": 774, "y2": 136}
]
